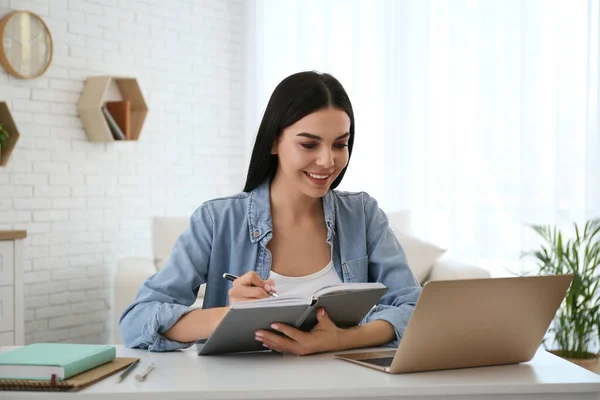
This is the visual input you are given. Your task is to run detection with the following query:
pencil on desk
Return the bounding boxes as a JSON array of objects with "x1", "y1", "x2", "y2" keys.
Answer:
[{"x1": 116, "y1": 358, "x2": 140, "y2": 383}]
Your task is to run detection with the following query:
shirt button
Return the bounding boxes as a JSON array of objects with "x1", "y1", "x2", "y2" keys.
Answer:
[{"x1": 253, "y1": 230, "x2": 260, "y2": 238}]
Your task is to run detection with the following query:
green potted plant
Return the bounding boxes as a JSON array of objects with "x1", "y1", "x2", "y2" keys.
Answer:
[
  {"x1": 523, "y1": 219, "x2": 600, "y2": 373},
  {"x1": 0, "y1": 122, "x2": 9, "y2": 164}
]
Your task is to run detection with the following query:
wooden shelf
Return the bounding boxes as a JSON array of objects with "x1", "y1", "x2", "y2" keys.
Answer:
[
  {"x1": 77, "y1": 76, "x2": 148, "y2": 142},
  {"x1": 0, "y1": 230, "x2": 27, "y2": 240},
  {"x1": 0, "y1": 101, "x2": 21, "y2": 167}
]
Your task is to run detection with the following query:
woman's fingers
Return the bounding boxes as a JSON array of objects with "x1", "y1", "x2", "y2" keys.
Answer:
[
  {"x1": 228, "y1": 286, "x2": 270, "y2": 303},
  {"x1": 264, "y1": 278, "x2": 276, "y2": 287},
  {"x1": 228, "y1": 271, "x2": 277, "y2": 303},
  {"x1": 232, "y1": 271, "x2": 277, "y2": 295},
  {"x1": 235, "y1": 271, "x2": 267, "y2": 289}
]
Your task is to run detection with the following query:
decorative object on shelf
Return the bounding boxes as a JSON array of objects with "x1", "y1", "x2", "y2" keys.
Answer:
[
  {"x1": 101, "y1": 105, "x2": 125, "y2": 140},
  {"x1": 523, "y1": 219, "x2": 600, "y2": 374},
  {"x1": 0, "y1": 122, "x2": 8, "y2": 164},
  {"x1": 106, "y1": 100, "x2": 131, "y2": 140},
  {"x1": 0, "y1": 101, "x2": 20, "y2": 167},
  {"x1": 0, "y1": 10, "x2": 53, "y2": 79},
  {"x1": 77, "y1": 76, "x2": 147, "y2": 142}
]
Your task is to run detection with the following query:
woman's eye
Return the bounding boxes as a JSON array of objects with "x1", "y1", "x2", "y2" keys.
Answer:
[{"x1": 300, "y1": 142, "x2": 348, "y2": 150}]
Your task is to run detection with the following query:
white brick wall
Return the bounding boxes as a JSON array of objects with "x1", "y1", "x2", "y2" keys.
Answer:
[{"x1": 0, "y1": 0, "x2": 246, "y2": 344}]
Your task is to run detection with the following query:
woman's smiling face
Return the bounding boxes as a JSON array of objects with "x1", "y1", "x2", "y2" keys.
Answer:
[{"x1": 271, "y1": 107, "x2": 351, "y2": 198}]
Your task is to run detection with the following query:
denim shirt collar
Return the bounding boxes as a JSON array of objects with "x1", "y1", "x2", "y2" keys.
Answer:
[{"x1": 247, "y1": 179, "x2": 336, "y2": 243}]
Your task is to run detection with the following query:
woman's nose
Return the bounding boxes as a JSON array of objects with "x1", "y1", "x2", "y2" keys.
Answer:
[{"x1": 317, "y1": 149, "x2": 334, "y2": 167}]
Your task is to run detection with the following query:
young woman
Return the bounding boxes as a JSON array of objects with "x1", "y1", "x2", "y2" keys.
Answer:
[{"x1": 119, "y1": 71, "x2": 422, "y2": 354}]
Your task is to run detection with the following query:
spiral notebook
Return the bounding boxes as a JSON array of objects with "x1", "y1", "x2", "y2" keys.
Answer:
[{"x1": 0, "y1": 357, "x2": 138, "y2": 392}]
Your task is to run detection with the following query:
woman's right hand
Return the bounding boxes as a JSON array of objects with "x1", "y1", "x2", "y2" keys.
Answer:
[{"x1": 228, "y1": 271, "x2": 277, "y2": 304}]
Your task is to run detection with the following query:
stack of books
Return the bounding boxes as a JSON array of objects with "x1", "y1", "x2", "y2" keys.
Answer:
[
  {"x1": 0, "y1": 343, "x2": 138, "y2": 392},
  {"x1": 101, "y1": 100, "x2": 131, "y2": 140}
]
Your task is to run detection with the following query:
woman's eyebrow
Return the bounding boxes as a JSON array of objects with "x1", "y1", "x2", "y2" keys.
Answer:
[{"x1": 296, "y1": 132, "x2": 350, "y2": 140}]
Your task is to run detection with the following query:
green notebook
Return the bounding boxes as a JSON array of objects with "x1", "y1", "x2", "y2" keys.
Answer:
[{"x1": 0, "y1": 343, "x2": 116, "y2": 381}]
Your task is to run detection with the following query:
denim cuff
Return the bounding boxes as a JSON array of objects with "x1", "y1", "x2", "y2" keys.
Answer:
[
  {"x1": 364, "y1": 303, "x2": 413, "y2": 347},
  {"x1": 143, "y1": 303, "x2": 197, "y2": 352}
]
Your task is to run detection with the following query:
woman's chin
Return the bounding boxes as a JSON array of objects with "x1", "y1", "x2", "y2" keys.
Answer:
[{"x1": 300, "y1": 174, "x2": 333, "y2": 196}]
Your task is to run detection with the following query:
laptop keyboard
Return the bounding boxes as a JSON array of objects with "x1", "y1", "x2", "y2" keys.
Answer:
[{"x1": 361, "y1": 357, "x2": 394, "y2": 367}]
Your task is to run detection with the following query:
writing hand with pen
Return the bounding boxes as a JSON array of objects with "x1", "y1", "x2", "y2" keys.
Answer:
[
  {"x1": 224, "y1": 271, "x2": 278, "y2": 303},
  {"x1": 223, "y1": 272, "x2": 344, "y2": 356}
]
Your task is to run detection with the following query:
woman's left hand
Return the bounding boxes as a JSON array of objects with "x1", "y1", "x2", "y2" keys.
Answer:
[{"x1": 254, "y1": 308, "x2": 343, "y2": 356}]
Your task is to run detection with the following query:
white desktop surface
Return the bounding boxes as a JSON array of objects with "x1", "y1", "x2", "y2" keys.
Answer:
[{"x1": 1, "y1": 345, "x2": 599, "y2": 400}]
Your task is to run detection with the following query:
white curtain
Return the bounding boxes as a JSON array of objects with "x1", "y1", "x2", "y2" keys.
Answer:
[{"x1": 245, "y1": 0, "x2": 600, "y2": 275}]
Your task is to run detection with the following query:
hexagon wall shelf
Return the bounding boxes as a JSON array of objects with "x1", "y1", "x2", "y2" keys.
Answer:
[
  {"x1": 77, "y1": 76, "x2": 148, "y2": 142},
  {"x1": 0, "y1": 101, "x2": 20, "y2": 167}
]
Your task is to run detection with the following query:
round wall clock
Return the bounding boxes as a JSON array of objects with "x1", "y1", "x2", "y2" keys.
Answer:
[{"x1": 0, "y1": 10, "x2": 53, "y2": 79}]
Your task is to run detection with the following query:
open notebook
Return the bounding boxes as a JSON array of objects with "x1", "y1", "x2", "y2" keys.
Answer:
[
  {"x1": 231, "y1": 283, "x2": 387, "y2": 309},
  {"x1": 197, "y1": 282, "x2": 388, "y2": 355}
]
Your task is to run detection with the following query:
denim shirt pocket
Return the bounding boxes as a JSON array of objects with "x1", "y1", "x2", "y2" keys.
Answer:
[{"x1": 342, "y1": 255, "x2": 368, "y2": 283}]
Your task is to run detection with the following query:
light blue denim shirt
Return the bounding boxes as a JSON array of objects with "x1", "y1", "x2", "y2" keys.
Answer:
[{"x1": 119, "y1": 179, "x2": 422, "y2": 351}]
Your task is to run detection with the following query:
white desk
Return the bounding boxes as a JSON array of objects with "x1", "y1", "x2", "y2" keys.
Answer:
[{"x1": 1, "y1": 345, "x2": 599, "y2": 400}]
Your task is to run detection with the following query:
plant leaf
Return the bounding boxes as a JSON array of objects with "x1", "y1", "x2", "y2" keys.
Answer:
[{"x1": 526, "y1": 219, "x2": 600, "y2": 356}]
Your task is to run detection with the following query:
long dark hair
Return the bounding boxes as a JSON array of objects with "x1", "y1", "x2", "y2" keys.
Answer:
[{"x1": 243, "y1": 71, "x2": 355, "y2": 192}]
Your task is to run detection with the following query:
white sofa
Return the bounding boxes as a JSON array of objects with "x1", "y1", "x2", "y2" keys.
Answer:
[{"x1": 113, "y1": 213, "x2": 491, "y2": 344}]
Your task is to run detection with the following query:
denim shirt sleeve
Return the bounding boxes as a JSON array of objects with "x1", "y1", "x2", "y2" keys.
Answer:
[
  {"x1": 361, "y1": 196, "x2": 422, "y2": 347},
  {"x1": 118, "y1": 204, "x2": 213, "y2": 352}
]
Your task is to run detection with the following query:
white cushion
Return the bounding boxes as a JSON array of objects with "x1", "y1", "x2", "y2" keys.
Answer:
[
  {"x1": 152, "y1": 217, "x2": 189, "y2": 271},
  {"x1": 386, "y1": 211, "x2": 413, "y2": 235},
  {"x1": 152, "y1": 216, "x2": 207, "y2": 299},
  {"x1": 395, "y1": 232, "x2": 447, "y2": 283},
  {"x1": 428, "y1": 258, "x2": 491, "y2": 281}
]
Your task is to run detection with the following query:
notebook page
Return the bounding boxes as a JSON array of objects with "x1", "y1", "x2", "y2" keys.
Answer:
[
  {"x1": 230, "y1": 295, "x2": 310, "y2": 309},
  {"x1": 312, "y1": 282, "x2": 387, "y2": 298}
]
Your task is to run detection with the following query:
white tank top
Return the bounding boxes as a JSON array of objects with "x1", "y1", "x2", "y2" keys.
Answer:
[{"x1": 269, "y1": 261, "x2": 342, "y2": 297}]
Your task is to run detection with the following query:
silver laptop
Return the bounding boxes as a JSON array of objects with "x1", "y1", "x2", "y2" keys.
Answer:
[{"x1": 336, "y1": 274, "x2": 573, "y2": 374}]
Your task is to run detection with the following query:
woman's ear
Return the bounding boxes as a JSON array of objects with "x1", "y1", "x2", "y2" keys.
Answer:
[{"x1": 270, "y1": 139, "x2": 278, "y2": 155}]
